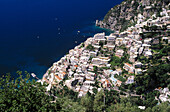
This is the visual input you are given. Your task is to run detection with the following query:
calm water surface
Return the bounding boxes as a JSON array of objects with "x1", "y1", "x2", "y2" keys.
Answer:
[{"x1": 0, "y1": 0, "x2": 123, "y2": 79}]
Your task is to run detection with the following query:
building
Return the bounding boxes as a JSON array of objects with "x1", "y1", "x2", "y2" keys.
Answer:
[
  {"x1": 94, "y1": 32, "x2": 106, "y2": 43},
  {"x1": 115, "y1": 49, "x2": 124, "y2": 58},
  {"x1": 144, "y1": 51, "x2": 152, "y2": 58},
  {"x1": 116, "y1": 80, "x2": 122, "y2": 87},
  {"x1": 133, "y1": 62, "x2": 143, "y2": 68},
  {"x1": 54, "y1": 74, "x2": 62, "y2": 82},
  {"x1": 89, "y1": 51, "x2": 97, "y2": 57},
  {"x1": 116, "y1": 68, "x2": 122, "y2": 75},
  {"x1": 162, "y1": 37, "x2": 170, "y2": 44},
  {"x1": 135, "y1": 68, "x2": 142, "y2": 75},
  {"x1": 106, "y1": 35, "x2": 116, "y2": 45},
  {"x1": 83, "y1": 80, "x2": 95, "y2": 87},
  {"x1": 103, "y1": 70, "x2": 113, "y2": 77},
  {"x1": 115, "y1": 38, "x2": 124, "y2": 46},
  {"x1": 104, "y1": 45, "x2": 115, "y2": 51},
  {"x1": 125, "y1": 76, "x2": 134, "y2": 84},
  {"x1": 123, "y1": 63, "x2": 135, "y2": 74},
  {"x1": 129, "y1": 55, "x2": 138, "y2": 63},
  {"x1": 159, "y1": 88, "x2": 170, "y2": 102},
  {"x1": 92, "y1": 57, "x2": 110, "y2": 67}
]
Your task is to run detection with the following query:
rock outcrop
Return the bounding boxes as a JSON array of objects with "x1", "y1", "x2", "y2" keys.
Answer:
[{"x1": 96, "y1": 0, "x2": 170, "y2": 32}]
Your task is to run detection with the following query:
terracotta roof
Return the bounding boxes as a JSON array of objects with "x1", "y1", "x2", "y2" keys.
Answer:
[
  {"x1": 74, "y1": 65, "x2": 78, "y2": 67},
  {"x1": 63, "y1": 72, "x2": 66, "y2": 74},
  {"x1": 43, "y1": 77, "x2": 46, "y2": 80},
  {"x1": 158, "y1": 87, "x2": 162, "y2": 89},
  {"x1": 55, "y1": 75, "x2": 62, "y2": 81},
  {"x1": 117, "y1": 80, "x2": 122, "y2": 84},
  {"x1": 105, "y1": 79, "x2": 109, "y2": 84},
  {"x1": 125, "y1": 63, "x2": 132, "y2": 67}
]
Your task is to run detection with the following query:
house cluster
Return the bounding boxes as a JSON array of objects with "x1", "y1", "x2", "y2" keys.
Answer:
[
  {"x1": 136, "y1": 8, "x2": 170, "y2": 30},
  {"x1": 41, "y1": 8, "x2": 170, "y2": 97},
  {"x1": 156, "y1": 88, "x2": 170, "y2": 103}
]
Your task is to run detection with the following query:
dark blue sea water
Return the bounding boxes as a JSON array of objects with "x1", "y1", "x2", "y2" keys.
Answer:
[{"x1": 0, "y1": 0, "x2": 123, "y2": 79}]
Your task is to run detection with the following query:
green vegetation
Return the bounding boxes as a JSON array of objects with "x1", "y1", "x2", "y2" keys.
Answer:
[
  {"x1": 110, "y1": 55, "x2": 122, "y2": 68},
  {"x1": 1, "y1": 0, "x2": 170, "y2": 111},
  {"x1": 0, "y1": 72, "x2": 169, "y2": 111},
  {"x1": 93, "y1": 66, "x2": 98, "y2": 73},
  {"x1": 99, "y1": 0, "x2": 168, "y2": 32},
  {"x1": 86, "y1": 44, "x2": 95, "y2": 51},
  {"x1": 114, "y1": 74, "x2": 126, "y2": 82},
  {"x1": 79, "y1": 43, "x2": 85, "y2": 48},
  {"x1": 110, "y1": 52, "x2": 129, "y2": 69},
  {"x1": 99, "y1": 41, "x2": 104, "y2": 47},
  {"x1": 0, "y1": 71, "x2": 61, "y2": 111},
  {"x1": 135, "y1": 43, "x2": 170, "y2": 94}
]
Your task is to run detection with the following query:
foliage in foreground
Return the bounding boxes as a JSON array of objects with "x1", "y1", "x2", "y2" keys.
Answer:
[{"x1": 0, "y1": 71, "x2": 169, "y2": 112}]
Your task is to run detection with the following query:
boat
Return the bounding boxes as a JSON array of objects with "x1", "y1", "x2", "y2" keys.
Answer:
[
  {"x1": 31, "y1": 73, "x2": 39, "y2": 80},
  {"x1": 31, "y1": 73, "x2": 36, "y2": 77}
]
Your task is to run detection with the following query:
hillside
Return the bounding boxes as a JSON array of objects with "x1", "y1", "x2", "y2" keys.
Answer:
[
  {"x1": 1, "y1": 0, "x2": 170, "y2": 111},
  {"x1": 96, "y1": 0, "x2": 170, "y2": 32}
]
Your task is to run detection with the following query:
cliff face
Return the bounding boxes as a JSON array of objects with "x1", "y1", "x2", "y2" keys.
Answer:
[{"x1": 96, "y1": 0, "x2": 169, "y2": 32}]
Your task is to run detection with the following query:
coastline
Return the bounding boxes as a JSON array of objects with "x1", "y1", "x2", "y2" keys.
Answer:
[
  {"x1": 39, "y1": 9, "x2": 170, "y2": 98},
  {"x1": 41, "y1": 24, "x2": 113, "y2": 80},
  {"x1": 0, "y1": 0, "x2": 123, "y2": 77},
  {"x1": 41, "y1": 38, "x2": 90, "y2": 80}
]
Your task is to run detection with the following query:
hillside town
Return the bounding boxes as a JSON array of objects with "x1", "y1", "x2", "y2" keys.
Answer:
[
  {"x1": 41, "y1": 8, "x2": 170, "y2": 103},
  {"x1": 1, "y1": 0, "x2": 170, "y2": 111}
]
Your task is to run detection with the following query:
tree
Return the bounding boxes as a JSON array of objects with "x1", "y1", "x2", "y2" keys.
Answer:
[
  {"x1": 60, "y1": 97, "x2": 86, "y2": 112},
  {"x1": 99, "y1": 41, "x2": 104, "y2": 47},
  {"x1": 79, "y1": 43, "x2": 85, "y2": 48},
  {"x1": 151, "y1": 102, "x2": 170, "y2": 112},
  {"x1": 94, "y1": 80, "x2": 100, "y2": 88},
  {"x1": 92, "y1": 88, "x2": 98, "y2": 94},
  {"x1": 110, "y1": 55, "x2": 122, "y2": 67},
  {"x1": 128, "y1": 84, "x2": 134, "y2": 92},
  {"x1": 80, "y1": 94, "x2": 93, "y2": 112},
  {"x1": 93, "y1": 66, "x2": 98, "y2": 73},
  {"x1": 0, "y1": 71, "x2": 86, "y2": 111},
  {"x1": 106, "y1": 102, "x2": 141, "y2": 112},
  {"x1": 0, "y1": 71, "x2": 62, "y2": 111},
  {"x1": 136, "y1": 86, "x2": 145, "y2": 95},
  {"x1": 86, "y1": 44, "x2": 94, "y2": 51},
  {"x1": 93, "y1": 91, "x2": 105, "y2": 112}
]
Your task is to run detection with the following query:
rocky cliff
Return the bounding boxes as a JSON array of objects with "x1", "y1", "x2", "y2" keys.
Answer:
[{"x1": 96, "y1": 0, "x2": 169, "y2": 32}]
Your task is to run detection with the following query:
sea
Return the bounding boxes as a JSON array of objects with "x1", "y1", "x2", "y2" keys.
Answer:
[{"x1": 0, "y1": 0, "x2": 123, "y2": 79}]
